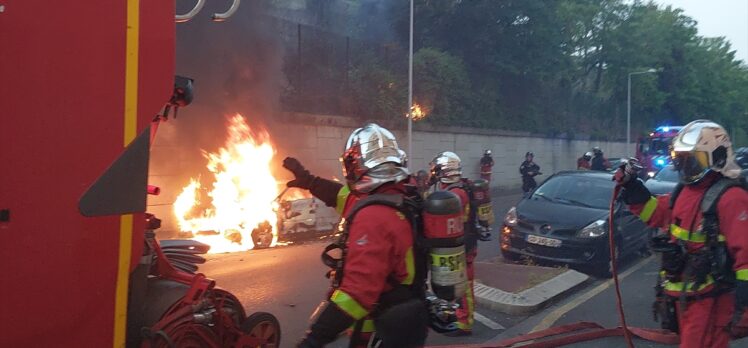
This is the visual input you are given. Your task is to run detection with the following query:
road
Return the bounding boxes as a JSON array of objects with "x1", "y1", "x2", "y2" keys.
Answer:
[
  {"x1": 197, "y1": 191, "x2": 748, "y2": 348},
  {"x1": 198, "y1": 192, "x2": 523, "y2": 347}
]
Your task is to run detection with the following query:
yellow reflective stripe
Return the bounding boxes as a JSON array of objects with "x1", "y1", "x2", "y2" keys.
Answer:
[
  {"x1": 361, "y1": 319, "x2": 375, "y2": 333},
  {"x1": 403, "y1": 247, "x2": 415, "y2": 285},
  {"x1": 669, "y1": 225, "x2": 725, "y2": 243},
  {"x1": 737, "y1": 269, "x2": 748, "y2": 281},
  {"x1": 664, "y1": 275, "x2": 715, "y2": 293},
  {"x1": 331, "y1": 289, "x2": 368, "y2": 320},
  {"x1": 336, "y1": 185, "x2": 351, "y2": 216},
  {"x1": 639, "y1": 197, "x2": 658, "y2": 223},
  {"x1": 670, "y1": 224, "x2": 700, "y2": 242}
]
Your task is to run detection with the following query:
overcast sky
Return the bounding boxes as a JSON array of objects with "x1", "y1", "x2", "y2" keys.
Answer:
[{"x1": 656, "y1": 0, "x2": 748, "y2": 63}]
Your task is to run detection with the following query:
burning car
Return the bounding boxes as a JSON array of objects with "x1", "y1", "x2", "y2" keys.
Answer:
[{"x1": 276, "y1": 197, "x2": 339, "y2": 241}]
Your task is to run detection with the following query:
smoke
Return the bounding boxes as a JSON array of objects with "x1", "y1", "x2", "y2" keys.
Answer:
[{"x1": 172, "y1": 0, "x2": 283, "y2": 149}]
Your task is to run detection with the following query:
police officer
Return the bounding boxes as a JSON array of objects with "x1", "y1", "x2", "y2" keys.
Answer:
[
  {"x1": 519, "y1": 152, "x2": 541, "y2": 194},
  {"x1": 286, "y1": 124, "x2": 428, "y2": 348},
  {"x1": 615, "y1": 120, "x2": 748, "y2": 348},
  {"x1": 429, "y1": 151, "x2": 477, "y2": 335}
]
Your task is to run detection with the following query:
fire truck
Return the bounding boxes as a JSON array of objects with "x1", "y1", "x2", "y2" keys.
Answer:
[
  {"x1": 635, "y1": 125, "x2": 684, "y2": 178},
  {"x1": 1, "y1": 1, "x2": 280, "y2": 347}
]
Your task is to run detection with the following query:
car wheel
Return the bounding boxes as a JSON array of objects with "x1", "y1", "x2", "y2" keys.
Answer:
[{"x1": 501, "y1": 249, "x2": 521, "y2": 263}]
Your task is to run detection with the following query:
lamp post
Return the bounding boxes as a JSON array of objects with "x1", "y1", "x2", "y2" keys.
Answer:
[
  {"x1": 407, "y1": 0, "x2": 414, "y2": 166},
  {"x1": 627, "y1": 68, "x2": 658, "y2": 154}
]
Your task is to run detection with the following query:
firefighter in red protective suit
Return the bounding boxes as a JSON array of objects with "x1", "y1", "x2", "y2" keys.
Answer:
[
  {"x1": 286, "y1": 123, "x2": 429, "y2": 348},
  {"x1": 615, "y1": 120, "x2": 748, "y2": 348},
  {"x1": 428, "y1": 151, "x2": 477, "y2": 335}
]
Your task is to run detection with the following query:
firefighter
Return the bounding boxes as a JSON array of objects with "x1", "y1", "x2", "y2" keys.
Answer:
[
  {"x1": 285, "y1": 123, "x2": 429, "y2": 348},
  {"x1": 519, "y1": 152, "x2": 541, "y2": 194},
  {"x1": 590, "y1": 147, "x2": 610, "y2": 171},
  {"x1": 614, "y1": 120, "x2": 748, "y2": 348},
  {"x1": 480, "y1": 150, "x2": 494, "y2": 182},
  {"x1": 577, "y1": 152, "x2": 592, "y2": 170},
  {"x1": 429, "y1": 151, "x2": 477, "y2": 335}
]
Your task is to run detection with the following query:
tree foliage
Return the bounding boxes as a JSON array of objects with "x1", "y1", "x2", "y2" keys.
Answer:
[{"x1": 288, "y1": 0, "x2": 748, "y2": 144}]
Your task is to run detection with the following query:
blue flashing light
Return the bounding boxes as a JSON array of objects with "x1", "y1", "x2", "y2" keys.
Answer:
[
  {"x1": 662, "y1": 126, "x2": 670, "y2": 132},
  {"x1": 655, "y1": 158, "x2": 666, "y2": 166}
]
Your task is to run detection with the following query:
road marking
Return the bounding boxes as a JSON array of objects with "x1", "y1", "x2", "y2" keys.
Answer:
[
  {"x1": 475, "y1": 312, "x2": 505, "y2": 330},
  {"x1": 530, "y1": 255, "x2": 654, "y2": 333}
]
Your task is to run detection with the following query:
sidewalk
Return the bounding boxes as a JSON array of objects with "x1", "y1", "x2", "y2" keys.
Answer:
[{"x1": 474, "y1": 256, "x2": 589, "y2": 315}]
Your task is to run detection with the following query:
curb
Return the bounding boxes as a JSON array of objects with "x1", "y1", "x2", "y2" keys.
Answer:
[{"x1": 474, "y1": 269, "x2": 589, "y2": 315}]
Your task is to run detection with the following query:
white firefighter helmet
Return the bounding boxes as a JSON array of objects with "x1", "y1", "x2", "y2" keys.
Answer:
[
  {"x1": 341, "y1": 123, "x2": 409, "y2": 193},
  {"x1": 430, "y1": 151, "x2": 462, "y2": 184},
  {"x1": 485, "y1": 150, "x2": 492, "y2": 155},
  {"x1": 670, "y1": 119, "x2": 741, "y2": 183},
  {"x1": 584, "y1": 152, "x2": 593, "y2": 160}
]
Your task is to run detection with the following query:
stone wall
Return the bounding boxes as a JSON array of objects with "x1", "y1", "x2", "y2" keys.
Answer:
[{"x1": 147, "y1": 112, "x2": 630, "y2": 234}]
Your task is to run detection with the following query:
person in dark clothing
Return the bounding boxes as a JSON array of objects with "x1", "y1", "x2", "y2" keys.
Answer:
[
  {"x1": 590, "y1": 147, "x2": 610, "y2": 171},
  {"x1": 519, "y1": 152, "x2": 541, "y2": 194},
  {"x1": 479, "y1": 150, "x2": 494, "y2": 182}
]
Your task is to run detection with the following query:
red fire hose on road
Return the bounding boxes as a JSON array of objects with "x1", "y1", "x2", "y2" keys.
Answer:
[{"x1": 432, "y1": 179, "x2": 679, "y2": 348}]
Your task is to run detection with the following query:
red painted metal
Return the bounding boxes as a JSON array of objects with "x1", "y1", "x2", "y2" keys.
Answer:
[{"x1": 0, "y1": 1, "x2": 173, "y2": 346}]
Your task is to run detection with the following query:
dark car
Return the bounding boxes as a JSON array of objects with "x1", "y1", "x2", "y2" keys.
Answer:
[
  {"x1": 644, "y1": 165, "x2": 679, "y2": 196},
  {"x1": 500, "y1": 171, "x2": 654, "y2": 277}
]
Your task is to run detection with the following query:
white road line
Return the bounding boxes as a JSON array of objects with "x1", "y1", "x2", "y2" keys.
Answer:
[
  {"x1": 530, "y1": 255, "x2": 655, "y2": 333},
  {"x1": 475, "y1": 312, "x2": 505, "y2": 330}
]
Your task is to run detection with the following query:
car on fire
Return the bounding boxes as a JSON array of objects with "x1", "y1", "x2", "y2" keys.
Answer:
[
  {"x1": 276, "y1": 197, "x2": 339, "y2": 241},
  {"x1": 500, "y1": 171, "x2": 655, "y2": 277}
]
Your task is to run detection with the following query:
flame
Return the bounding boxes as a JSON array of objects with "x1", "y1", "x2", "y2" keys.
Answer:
[
  {"x1": 408, "y1": 103, "x2": 427, "y2": 121},
  {"x1": 173, "y1": 114, "x2": 280, "y2": 253}
]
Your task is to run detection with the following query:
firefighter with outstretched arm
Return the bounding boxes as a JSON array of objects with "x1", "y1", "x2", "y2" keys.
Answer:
[
  {"x1": 285, "y1": 123, "x2": 429, "y2": 348},
  {"x1": 614, "y1": 120, "x2": 748, "y2": 348},
  {"x1": 428, "y1": 151, "x2": 478, "y2": 335}
]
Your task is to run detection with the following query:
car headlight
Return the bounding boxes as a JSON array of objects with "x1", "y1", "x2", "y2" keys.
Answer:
[
  {"x1": 576, "y1": 219, "x2": 607, "y2": 238},
  {"x1": 647, "y1": 171, "x2": 656, "y2": 178},
  {"x1": 504, "y1": 207, "x2": 518, "y2": 226}
]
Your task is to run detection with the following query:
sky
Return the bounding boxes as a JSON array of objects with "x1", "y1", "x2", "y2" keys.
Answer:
[{"x1": 656, "y1": 0, "x2": 748, "y2": 63}]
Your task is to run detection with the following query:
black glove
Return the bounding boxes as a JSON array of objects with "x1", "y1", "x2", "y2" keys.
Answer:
[
  {"x1": 297, "y1": 301, "x2": 354, "y2": 347},
  {"x1": 296, "y1": 335, "x2": 324, "y2": 348},
  {"x1": 283, "y1": 157, "x2": 315, "y2": 189},
  {"x1": 613, "y1": 158, "x2": 643, "y2": 186}
]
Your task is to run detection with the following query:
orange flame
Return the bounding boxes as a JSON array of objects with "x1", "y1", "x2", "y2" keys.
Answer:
[
  {"x1": 173, "y1": 114, "x2": 280, "y2": 253},
  {"x1": 408, "y1": 103, "x2": 427, "y2": 121}
]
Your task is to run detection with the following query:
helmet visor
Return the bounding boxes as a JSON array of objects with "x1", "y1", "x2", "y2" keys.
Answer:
[{"x1": 671, "y1": 150, "x2": 710, "y2": 183}]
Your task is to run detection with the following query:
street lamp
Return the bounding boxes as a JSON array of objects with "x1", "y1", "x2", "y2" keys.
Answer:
[
  {"x1": 627, "y1": 68, "x2": 658, "y2": 154},
  {"x1": 407, "y1": 0, "x2": 414, "y2": 167}
]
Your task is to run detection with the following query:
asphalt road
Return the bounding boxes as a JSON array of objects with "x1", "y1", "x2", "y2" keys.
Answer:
[
  {"x1": 198, "y1": 192, "x2": 524, "y2": 348},
  {"x1": 198, "y1": 190, "x2": 745, "y2": 348},
  {"x1": 491, "y1": 255, "x2": 748, "y2": 348}
]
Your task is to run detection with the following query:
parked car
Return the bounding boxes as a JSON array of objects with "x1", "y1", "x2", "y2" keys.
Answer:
[
  {"x1": 500, "y1": 171, "x2": 655, "y2": 277},
  {"x1": 607, "y1": 157, "x2": 624, "y2": 172},
  {"x1": 276, "y1": 197, "x2": 339, "y2": 241},
  {"x1": 644, "y1": 165, "x2": 679, "y2": 196}
]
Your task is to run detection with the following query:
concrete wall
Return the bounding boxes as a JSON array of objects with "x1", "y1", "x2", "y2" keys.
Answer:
[{"x1": 147, "y1": 112, "x2": 630, "y2": 235}]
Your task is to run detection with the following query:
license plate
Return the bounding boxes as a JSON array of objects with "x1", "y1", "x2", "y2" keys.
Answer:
[{"x1": 526, "y1": 234, "x2": 562, "y2": 248}]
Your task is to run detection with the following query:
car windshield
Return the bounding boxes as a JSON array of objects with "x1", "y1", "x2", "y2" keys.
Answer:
[
  {"x1": 654, "y1": 165, "x2": 679, "y2": 182},
  {"x1": 531, "y1": 175, "x2": 613, "y2": 209}
]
